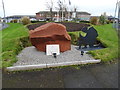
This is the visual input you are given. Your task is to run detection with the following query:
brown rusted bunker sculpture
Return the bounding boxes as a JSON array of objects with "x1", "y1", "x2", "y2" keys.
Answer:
[{"x1": 29, "y1": 23, "x2": 71, "y2": 52}]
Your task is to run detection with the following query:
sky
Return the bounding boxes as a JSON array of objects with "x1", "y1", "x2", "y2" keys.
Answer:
[{"x1": 0, "y1": 0, "x2": 119, "y2": 18}]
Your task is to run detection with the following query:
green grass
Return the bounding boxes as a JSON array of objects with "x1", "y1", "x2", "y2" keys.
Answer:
[
  {"x1": 89, "y1": 24, "x2": 118, "y2": 62},
  {"x1": 1, "y1": 23, "x2": 29, "y2": 67},
  {"x1": 1, "y1": 23, "x2": 118, "y2": 68},
  {"x1": 70, "y1": 23, "x2": 119, "y2": 62}
]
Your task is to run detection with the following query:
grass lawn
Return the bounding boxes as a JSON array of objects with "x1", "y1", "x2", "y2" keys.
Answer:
[
  {"x1": 69, "y1": 23, "x2": 119, "y2": 62},
  {"x1": 1, "y1": 23, "x2": 29, "y2": 67},
  {"x1": 90, "y1": 24, "x2": 118, "y2": 62},
  {"x1": 1, "y1": 23, "x2": 119, "y2": 68}
]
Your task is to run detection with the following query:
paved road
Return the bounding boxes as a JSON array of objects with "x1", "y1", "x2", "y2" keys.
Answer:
[
  {"x1": 2, "y1": 60, "x2": 118, "y2": 88},
  {"x1": 0, "y1": 23, "x2": 8, "y2": 30}
]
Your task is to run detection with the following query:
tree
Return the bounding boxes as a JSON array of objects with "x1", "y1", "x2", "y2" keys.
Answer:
[
  {"x1": 45, "y1": 0, "x2": 54, "y2": 21},
  {"x1": 72, "y1": 6, "x2": 78, "y2": 21},
  {"x1": 55, "y1": 0, "x2": 69, "y2": 21},
  {"x1": 21, "y1": 16, "x2": 31, "y2": 25},
  {"x1": 99, "y1": 15, "x2": 106, "y2": 25},
  {"x1": 90, "y1": 17, "x2": 98, "y2": 25}
]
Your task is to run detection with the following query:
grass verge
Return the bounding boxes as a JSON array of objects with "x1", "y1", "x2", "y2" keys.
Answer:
[
  {"x1": 89, "y1": 24, "x2": 119, "y2": 62},
  {"x1": 1, "y1": 23, "x2": 31, "y2": 67}
]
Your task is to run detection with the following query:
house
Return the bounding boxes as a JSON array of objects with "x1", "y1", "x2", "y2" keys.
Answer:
[
  {"x1": 76, "y1": 12, "x2": 91, "y2": 21},
  {"x1": 5, "y1": 15, "x2": 36, "y2": 23},
  {"x1": 0, "y1": 17, "x2": 3, "y2": 22},
  {"x1": 36, "y1": 11, "x2": 91, "y2": 21}
]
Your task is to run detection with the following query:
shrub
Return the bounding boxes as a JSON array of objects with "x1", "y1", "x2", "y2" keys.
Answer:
[
  {"x1": 99, "y1": 15, "x2": 106, "y2": 25},
  {"x1": 10, "y1": 20, "x2": 13, "y2": 23},
  {"x1": 10, "y1": 19, "x2": 18, "y2": 23},
  {"x1": 90, "y1": 17, "x2": 98, "y2": 25},
  {"x1": 15, "y1": 37, "x2": 32, "y2": 55},
  {"x1": 21, "y1": 16, "x2": 31, "y2": 25},
  {"x1": 106, "y1": 20, "x2": 110, "y2": 24},
  {"x1": 110, "y1": 20, "x2": 113, "y2": 23},
  {"x1": 68, "y1": 33, "x2": 78, "y2": 45}
]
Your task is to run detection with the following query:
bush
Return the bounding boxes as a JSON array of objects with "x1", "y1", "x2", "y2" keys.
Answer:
[
  {"x1": 106, "y1": 20, "x2": 110, "y2": 24},
  {"x1": 109, "y1": 20, "x2": 113, "y2": 23},
  {"x1": 90, "y1": 17, "x2": 98, "y2": 25},
  {"x1": 68, "y1": 33, "x2": 78, "y2": 45},
  {"x1": 99, "y1": 15, "x2": 106, "y2": 25},
  {"x1": 15, "y1": 36, "x2": 32, "y2": 55},
  {"x1": 21, "y1": 16, "x2": 31, "y2": 25},
  {"x1": 10, "y1": 19, "x2": 18, "y2": 23}
]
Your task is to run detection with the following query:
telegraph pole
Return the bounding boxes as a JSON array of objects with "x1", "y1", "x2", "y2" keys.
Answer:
[
  {"x1": 68, "y1": 0, "x2": 71, "y2": 20},
  {"x1": 118, "y1": 1, "x2": 120, "y2": 24},
  {"x1": 2, "y1": 0, "x2": 6, "y2": 22},
  {"x1": 113, "y1": 0, "x2": 120, "y2": 30},
  {"x1": 61, "y1": 0, "x2": 65, "y2": 21},
  {"x1": 62, "y1": 1, "x2": 64, "y2": 21},
  {"x1": 117, "y1": 1, "x2": 120, "y2": 30}
]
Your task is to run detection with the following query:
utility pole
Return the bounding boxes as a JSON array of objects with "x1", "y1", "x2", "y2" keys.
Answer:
[
  {"x1": 113, "y1": 0, "x2": 120, "y2": 30},
  {"x1": 68, "y1": 0, "x2": 71, "y2": 20},
  {"x1": 62, "y1": 2, "x2": 64, "y2": 21},
  {"x1": 2, "y1": 0, "x2": 6, "y2": 22},
  {"x1": 117, "y1": 1, "x2": 120, "y2": 30},
  {"x1": 61, "y1": 0, "x2": 65, "y2": 21}
]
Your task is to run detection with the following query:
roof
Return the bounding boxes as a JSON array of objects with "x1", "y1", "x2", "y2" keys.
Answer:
[
  {"x1": 77, "y1": 12, "x2": 91, "y2": 15},
  {"x1": 36, "y1": 11, "x2": 57, "y2": 14},
  {"x1": 36, "y1": 11, "x2": 91, "y2": 15},
  {"x1": 90, "y1": 16, "x2": 100, "y2": 18},
  {"x1": 6, "y1": 15, "x2": 36, "y2": 18}
]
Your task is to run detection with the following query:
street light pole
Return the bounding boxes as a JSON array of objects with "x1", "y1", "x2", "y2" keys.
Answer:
[
  {"x1": 118, "y1": 1, "x2": 120, "y2": 30},
  {"x1": 118, "y1": 1, "x2": 120, "y2": 21},
  {"x1": 2, "y1": 0, "x2": 6, "y2": 22},
  {"x1": 62, "y1": 3, "x2": 64, "y2": 21},
  {"x1": 61, "y1": 0, "x2": 64, "y2": 21}
]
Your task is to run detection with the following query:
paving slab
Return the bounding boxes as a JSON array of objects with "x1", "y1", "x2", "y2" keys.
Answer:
[{"x1": 6, "y1": 45, "x2": 101, "y2": 71}]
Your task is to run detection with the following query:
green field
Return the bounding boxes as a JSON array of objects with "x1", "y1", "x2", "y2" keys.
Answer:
[
  {"x1": 90, "y1": 24, "x2": 118, "y2": 61},
  {"x1": 1, "y1": 23, "x2": 119, "y2": 68},
  {"x1": 1, "y1": 23, "x2": 29, "y2": 67}
]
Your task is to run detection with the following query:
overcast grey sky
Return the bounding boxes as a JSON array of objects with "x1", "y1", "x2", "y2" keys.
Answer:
[{"x1": 0, "y1": 0, "x2": 119, "y2": 17}]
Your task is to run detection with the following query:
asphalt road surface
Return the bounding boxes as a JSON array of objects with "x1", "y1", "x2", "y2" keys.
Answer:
[
  {"x1": 2, "y1": 60, "x2": 118, "y2": 88},
  {"x1": 0, "y1": 23, "x2": 8, "y2": 30}
]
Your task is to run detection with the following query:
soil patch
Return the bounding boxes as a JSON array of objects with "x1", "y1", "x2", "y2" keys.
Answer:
[{"x1": 27, "y1": 22, "x2": 90, "y2": 32}]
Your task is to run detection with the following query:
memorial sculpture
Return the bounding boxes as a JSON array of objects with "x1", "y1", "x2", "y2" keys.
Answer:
[
  {"x1": 78, "y1": 26, "x2": 98, "y2": 49},
  {"x1": 29, "y1": 23, "x2": 71, "y2": 52}
]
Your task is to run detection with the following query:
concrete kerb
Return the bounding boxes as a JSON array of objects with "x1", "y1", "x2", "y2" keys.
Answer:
[
  {"x1": 6, "y1": 64, "x2": 47, "y2": 71},
  {"x1": 6, "y1": 59, "x2": 101, "y2": 71}
]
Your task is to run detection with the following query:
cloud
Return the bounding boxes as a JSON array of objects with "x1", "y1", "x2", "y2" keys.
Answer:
[{"x1": 0, "y1": 0, "x2": 118, "y2": 17}]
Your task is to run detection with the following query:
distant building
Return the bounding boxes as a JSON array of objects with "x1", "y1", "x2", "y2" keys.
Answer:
[
  {"x1": 36, "y1": 11, "x2": 91, "y2": 21},
  {"x1": 5, "y1": 15, "x2": 36, "y2": 23},
  {"x1": 108, "y1": 16, "x2": 117, "y2": 22},
  {"x1": 76, "y1": 12, "x2": 91, "y2": 21},
  {"x1": 0, "y1": 17, "x2": 3, "y2": 22}
]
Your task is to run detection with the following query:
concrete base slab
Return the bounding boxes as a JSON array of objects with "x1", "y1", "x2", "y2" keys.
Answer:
[{"x1": 6, "y1": 45, "x2": 101, "y2": 71}]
